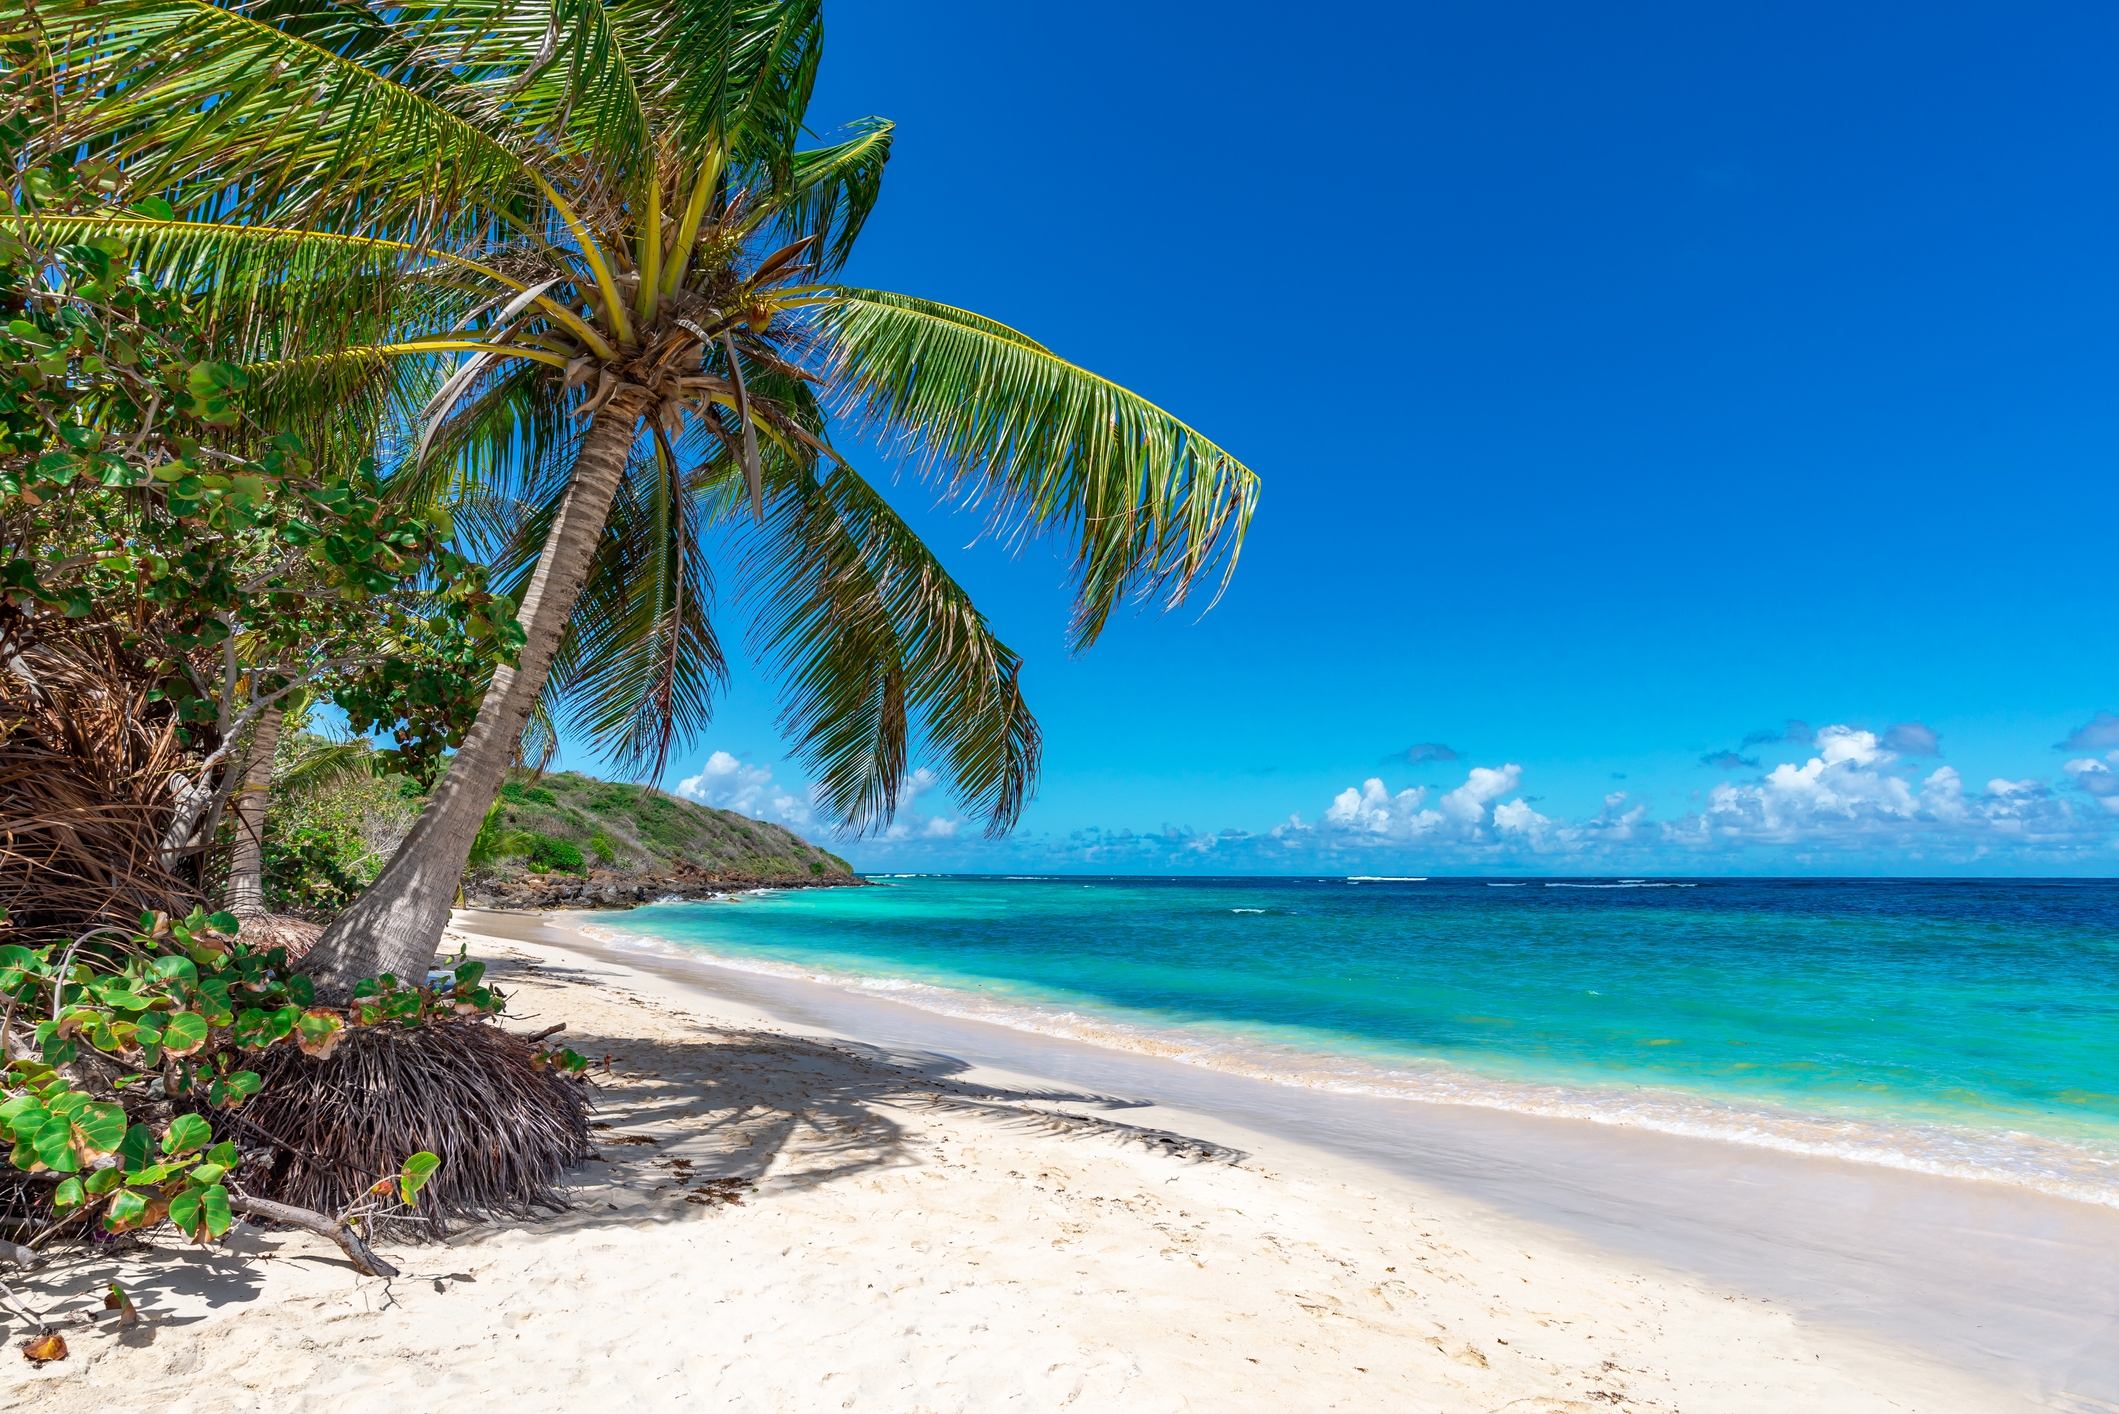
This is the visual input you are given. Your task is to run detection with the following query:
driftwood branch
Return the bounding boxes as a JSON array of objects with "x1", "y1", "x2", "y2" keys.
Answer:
[{"x1": 226, "y1": 1193, "x2": 398, "y2": 1277}]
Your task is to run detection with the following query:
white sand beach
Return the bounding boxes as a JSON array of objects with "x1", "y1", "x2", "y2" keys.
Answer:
[{"x1": 0, "y1": 910, "x2": 2063, "y2": 1412}]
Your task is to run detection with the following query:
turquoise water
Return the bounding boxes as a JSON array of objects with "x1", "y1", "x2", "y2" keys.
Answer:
[{"x1": 586, "y1": 875, "x2": 2119, "y2": 1204}]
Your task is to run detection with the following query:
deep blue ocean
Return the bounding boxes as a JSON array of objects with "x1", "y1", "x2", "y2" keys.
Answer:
[{"x1": 589, "y1": 875, "x2": 2119, "y2": 1205}]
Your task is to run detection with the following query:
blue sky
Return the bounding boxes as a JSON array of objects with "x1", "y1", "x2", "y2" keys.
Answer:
[{"x1": 562, "y1": 1, "x2": 2119, "y2": 874}]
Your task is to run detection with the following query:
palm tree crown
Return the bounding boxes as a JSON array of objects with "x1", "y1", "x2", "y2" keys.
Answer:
[{"x1": 15, "y1": 0, "x2": 1260, "y2": 985}]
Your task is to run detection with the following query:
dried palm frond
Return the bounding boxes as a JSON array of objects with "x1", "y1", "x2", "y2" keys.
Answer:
[
  {"x1": 243, "y1": 1020, "x2": 592, "y2": 1239},
  {"x1": 0, "y1": 615, "x2": 212, "y2": 944}
]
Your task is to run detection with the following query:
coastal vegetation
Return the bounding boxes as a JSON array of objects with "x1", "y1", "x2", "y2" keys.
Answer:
[{"x1": 0, "y1": 0, "x2": 1256, "y2": 1332}]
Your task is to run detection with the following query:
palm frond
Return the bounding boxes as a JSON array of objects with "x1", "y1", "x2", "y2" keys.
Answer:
[
  {"x1": 739, "y1": 454, "x2": 1039, "y2": 836},
  {"x1": 275, "y1": 737, "x2": 377, "y2": 796},
  {"x1": 37, "y1": 0, "x2": 541, "y2": 235},
  {"x1": 813, "y1": 288, "x2": 1260, "y2": 651},
  {"x1": 765, "y1": 117, "x2": 891, "y2": 275}
]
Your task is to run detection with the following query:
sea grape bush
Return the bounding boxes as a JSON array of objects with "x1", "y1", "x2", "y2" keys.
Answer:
[
  {"x1": 0, "y1": 906, "x2": 489, "y2": 1246},
  {"x1": 0, "y1": 147, "x2": 525, "y2": 875}
]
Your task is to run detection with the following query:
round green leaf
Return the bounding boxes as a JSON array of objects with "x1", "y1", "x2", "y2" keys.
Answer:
[
  {"x1": 72, "y1": 1101, "x2": 126, "y2": 1159},
  {"x1": 399, "y1": 1150, "x2": 441, "y2": 1203},
  {"x1": 199, "y1": 1183, "x2": 232, "y2": 1238},
  {"x1": 160, "y1": 1012, "x2": 209, "y2": 1056},
  {"x1": 161, "y1": 1113, "x2": 211, "y2": 1155},
  {"x1": 33, "y1": 1116, "x2": 79, "y2": 1171},
  {"x1": 103, "y1": 1189, "x2": 147, "y2": 1233}
]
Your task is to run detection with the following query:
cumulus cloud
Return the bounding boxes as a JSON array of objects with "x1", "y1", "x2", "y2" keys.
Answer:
[
  {"x1": 1324, "y1": 780, "x2": 1439, "y2": 838},
  {"x1": 1881, "y1": 721, "x2": 1943, "y2": 757},
  {"x1": 1699, "y1": 750, "x2": 1759, "y2": 771},
  {"x1": 1269, "y1": 724, "x2": 2116, "y2": 869},
  {"x1": 1442, "y1": 765, "x2": 1522, "y2": 823},
  {"x1": 2064, "y1": 753, "x2": 2119, "y2": 813},
  {"x1": 675, "y1": 750, "x2": 812, "y2": 826},
  {"x1": 1662, "y1": 727, "x2": 2105, "y2": 851},
  {"x1": 1392, "y1": 742, "x2": 1461, "y2": 765},
  {"x1": 2057, "y1": 712, "x2": 2119, "y2": 753},
  {"x1": 879, "y1": 768, "x2": 961, "y2": 840}
]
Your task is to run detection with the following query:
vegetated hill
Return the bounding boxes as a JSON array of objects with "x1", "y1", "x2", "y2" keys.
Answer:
[{"x1": 464, "y1": 770, "x2": 858, "y2": 908}]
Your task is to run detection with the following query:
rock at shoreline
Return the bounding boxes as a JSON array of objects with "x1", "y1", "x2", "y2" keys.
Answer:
[{"x1": 463, "y1": 864, "x2": 864, "y2": 913}]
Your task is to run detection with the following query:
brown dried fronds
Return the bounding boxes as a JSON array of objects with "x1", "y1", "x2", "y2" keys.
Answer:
[{"x1": 244, "y1": 1020, "x2": 593, "y2": 1239}]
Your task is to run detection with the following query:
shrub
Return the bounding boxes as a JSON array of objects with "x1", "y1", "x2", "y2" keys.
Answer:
[
  {"x1": 264, "y1": 827, "x2": 366, "y2": 918},
  {"x1": 524, "y1": 835, "x2": 584, "y2": 873}
]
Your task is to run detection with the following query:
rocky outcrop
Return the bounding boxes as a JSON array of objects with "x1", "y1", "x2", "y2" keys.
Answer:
[{"x1": 462, "y1": 863, "x2": 863, "y2": 912}]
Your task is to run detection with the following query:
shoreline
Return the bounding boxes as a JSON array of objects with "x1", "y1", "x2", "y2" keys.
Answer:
[
  {"x1": 0, "y1": 908, "x2": 2086, "y2": 1411},
  {"x1": 575, "y1": 898, "x2": 2119, "y2": 1211}
]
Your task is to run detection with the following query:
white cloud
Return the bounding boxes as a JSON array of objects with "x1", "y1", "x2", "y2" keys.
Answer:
[
  {"x1": 1442, "y1": 764, "x2": 1522, "y2": 823},
  {"x1": 1325, "y1": 780, "x2": 1439, "y2": 837},
  {"x1": 2064, "y1": 753, "x2": 2119, "y2": 813},
  {"x1": 1274, "y1": 725, "x2": 2117, "y2": 868},
  {"x1": 675, "y1": 750, "x2": 812, "y2": 827}
]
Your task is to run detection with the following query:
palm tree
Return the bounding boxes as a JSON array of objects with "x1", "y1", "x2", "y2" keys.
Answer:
[{"x1": 20, "y1": 0, "x2": 1259, "y2": 993}]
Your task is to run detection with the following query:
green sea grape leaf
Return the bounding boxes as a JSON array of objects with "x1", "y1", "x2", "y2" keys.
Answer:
[
  {"x1": 0, "y1": 1095, "x2": 47, "y2": 1133},
  {"x1": 117, "y1": 1123, "x2": 154, "y2": 1171},
  {"x1": 152, "y1": 955, "x2": 198, "y2": 985},
  {"x1": 161, "y1": 1114, "x2": 211, "y2": 1155},
  {"x1": 33, "y1": 1116, "x2": 79, "y2": 1171},
  {"x1": 198, "y1": 1183, "x2": 231, "y2": 1237},
  {"x1": 296, "y1": 1009, "x2": 344, "y2": 1058},
  {"x1": 103, "y1": 1188, "x2": 148, "y2": 1232},
  {"x1": 72, "y1": 1102, "x2": 126, "y2": 1160},
  {"x1": 160, "y1": 1012, "x2": 209, "y2": 1056},
  {"x1": 399, "y1": 1150, "x2": 440, "y2": 1204},
  {"x1": 206, "y1": 1071, "x2": 261, "y2": 1108}
]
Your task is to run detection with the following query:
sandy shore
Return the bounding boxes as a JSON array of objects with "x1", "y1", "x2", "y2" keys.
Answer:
[{"x1": 0, "y1": 911, "x2": 2034, "y2": 1412}]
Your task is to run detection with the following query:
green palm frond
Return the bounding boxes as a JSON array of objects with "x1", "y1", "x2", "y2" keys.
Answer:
[
  {"x1": 275, "y1": 736, "x2": 377, "y2": 795},
  {"x1": 740, "y1": 454, "x2": 1039, "y2": 837},
  {"x1": 391, "y1": 0, "x2": 652, "y2": 175},
  {"x1": 552, "y1": 438, "x2": 726, "y2": 778},
  {"x1": 481, "y1": 443, "x2": 726, "y2": 782},
  {"x1": 605, "y1": 0, "x2": 821, "y2": 167},
  {"x1": 40, "y1": 0, "x2": 540, "y2": 232},
  {"x1": 766, "y1": 117, "x2": 891, "y2": 274},
  {"x1": 813, "y1": 288, "x2": 1260, "y2": 651}
]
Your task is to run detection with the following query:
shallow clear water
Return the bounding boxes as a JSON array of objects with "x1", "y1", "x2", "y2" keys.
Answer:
[{"x1": 587, "y1": 875, "x2": 2119, "y2": 1205}]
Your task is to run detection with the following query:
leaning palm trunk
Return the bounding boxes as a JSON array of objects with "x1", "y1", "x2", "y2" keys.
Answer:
[
  {"x1": 224, "y1": 705, "x2": 282, "y2": 917},
  {"x1": 300, "y1": 407, "x2": 642, "y2": 994}
]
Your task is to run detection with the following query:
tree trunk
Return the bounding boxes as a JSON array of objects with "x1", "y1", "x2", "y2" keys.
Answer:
[
  {"x1": 299, "y1": 403, "x2": 643, "y2": 996},
  {"x1": 225, "y1": 705, "x2": 283, "y2": 918}
]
